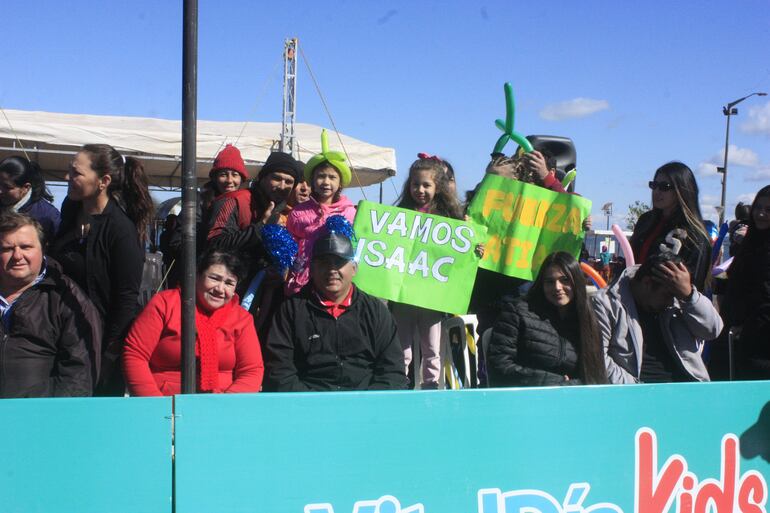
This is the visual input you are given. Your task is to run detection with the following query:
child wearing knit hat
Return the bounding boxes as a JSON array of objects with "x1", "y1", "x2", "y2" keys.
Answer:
[{"x1": 285, "y1": 129, "x2": 356, "y2": 295}]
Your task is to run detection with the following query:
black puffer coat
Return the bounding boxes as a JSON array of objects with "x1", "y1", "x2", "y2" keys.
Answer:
[{"x1": 487, "y1": 298, "x2": 581, "y2": 387}]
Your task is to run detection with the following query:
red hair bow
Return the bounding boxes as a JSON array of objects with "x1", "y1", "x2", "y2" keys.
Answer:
[{"x1": 417, "y1": 152, "x2": 443, "y2": 163}]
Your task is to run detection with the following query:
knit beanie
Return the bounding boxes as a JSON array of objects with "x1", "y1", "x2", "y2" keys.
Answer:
[
  {"x1": 211, "y1": 144, "x2": 248, "y2": 181},
  {"x1": 258, "y1": 152, "x2": 303, "y2": 183}
]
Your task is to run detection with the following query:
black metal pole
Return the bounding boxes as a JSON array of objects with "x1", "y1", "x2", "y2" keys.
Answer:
[
  {"x1": 181, "y1": 0, "x2": 198, "y2": 394},
  {"x1": 719, "y1": 110, "x2": 731, "y2": 227}
]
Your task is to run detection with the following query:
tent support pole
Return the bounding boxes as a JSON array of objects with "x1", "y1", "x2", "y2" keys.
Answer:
[{"x1": 180, "y1": 0, "x2": 198, "y2": 394}]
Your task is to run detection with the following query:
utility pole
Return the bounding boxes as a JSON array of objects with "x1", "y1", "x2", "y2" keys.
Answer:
[
  {"x1": 718, "y1": 91, "x2": 767, "y2": 226},
  {"x1": 280, "y1": 38, "x2": 298, "y2": 158},
  {"x1": 601, "y1": 202, "x2": 613, "y2": 230},
  {"x1": 180, "y1": 0, "x2": 198, "y2": 393}
]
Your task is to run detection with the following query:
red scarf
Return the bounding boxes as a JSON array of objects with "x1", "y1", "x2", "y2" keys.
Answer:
[
  {"x1": 220, "y1": 189, "x2": 253, "y2": 229},
  {"x1": 194, "y1": 296, "x2": 238, "y2": 392}
]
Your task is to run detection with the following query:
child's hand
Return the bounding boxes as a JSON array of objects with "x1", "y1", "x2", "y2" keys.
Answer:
[
  {"x1": 475, "y1": 243, "x2": 485, "y2": 258},
  {"x1": 582, "y1": 216, "x2": 592, "y2": 231}
]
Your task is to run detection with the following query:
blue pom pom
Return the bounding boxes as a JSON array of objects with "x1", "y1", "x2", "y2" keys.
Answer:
[
  {"x1": 261, "y1": 224, "x2": 298, "y2": 271},
  {"x1": 325, "y1": 215, "x2": 355, "y2": 241}
]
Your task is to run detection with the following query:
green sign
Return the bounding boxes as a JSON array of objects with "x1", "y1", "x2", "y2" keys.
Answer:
[
  {"x1": 467, "y1": 175, "x2": 592, "y2": 280},
  {"x1": 352, "y1": 201, "x2": 486, "y2": 314}
]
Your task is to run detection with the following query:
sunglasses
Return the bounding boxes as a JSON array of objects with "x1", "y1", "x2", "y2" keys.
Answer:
[{"x1": 648, "y1": 181, "x2": 674, "y2": 192}]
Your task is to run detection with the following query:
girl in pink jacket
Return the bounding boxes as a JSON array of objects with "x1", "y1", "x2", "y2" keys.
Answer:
[{"x1": 286, "y1": 130, "x2": 356, "y2": 295}]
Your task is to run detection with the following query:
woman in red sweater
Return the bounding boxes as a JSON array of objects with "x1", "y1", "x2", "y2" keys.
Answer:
[{"x1": 124, "y1": 249, "x2": 263, "y2": 396}]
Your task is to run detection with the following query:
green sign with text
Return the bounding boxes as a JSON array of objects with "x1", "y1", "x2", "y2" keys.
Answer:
[
  {"x1": 468, "y1": 174, "x2": 592, "y2": 280},
  {"x1": 352, "y1": 201, "x2": 486, "y2": 314}
]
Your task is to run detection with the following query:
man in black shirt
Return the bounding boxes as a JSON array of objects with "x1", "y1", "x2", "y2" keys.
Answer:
[{"x1": 264, "y1": 231, "x2": 407, "y2": 391}]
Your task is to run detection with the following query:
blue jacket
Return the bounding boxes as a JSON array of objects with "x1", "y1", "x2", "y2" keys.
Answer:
[{"x1": 20, "y1": 197, "x2": 61, "y2": 244}]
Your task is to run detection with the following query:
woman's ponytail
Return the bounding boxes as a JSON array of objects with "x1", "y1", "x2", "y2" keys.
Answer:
[{"x1": 121, "y1": 156, "x2": 154, "y2": 243}]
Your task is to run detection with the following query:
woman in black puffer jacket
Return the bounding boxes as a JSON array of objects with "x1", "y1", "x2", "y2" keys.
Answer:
[{"x1": 487, "y1": 252, "x2": 607, "y2": 387}]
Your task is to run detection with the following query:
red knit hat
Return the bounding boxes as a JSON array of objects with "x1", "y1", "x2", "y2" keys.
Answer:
[{"x1": 211, "y1": 144, "x2": 248, "y2": 180}]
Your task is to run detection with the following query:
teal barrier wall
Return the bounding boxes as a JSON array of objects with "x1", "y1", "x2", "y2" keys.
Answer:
[
  {"x1": 0, "y1": 397, "x2": 172, "y2": 513},
  {"x1": 174, "y1": 382, "x2": 770, "y2": 513},
  {"x1": 2, "y1": 384, "x2": 769, "y2": 513}
]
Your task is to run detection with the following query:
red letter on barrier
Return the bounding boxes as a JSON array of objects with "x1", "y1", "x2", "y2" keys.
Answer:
[
  {"x1": 738, "y1": 473, "x2": 767, "y2": 513},
  {"x1": 636, "y1": 429, "x2": 686, "y2": 513}
]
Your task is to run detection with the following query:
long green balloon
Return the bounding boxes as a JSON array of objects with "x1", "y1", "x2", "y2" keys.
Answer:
[
  {"x1": 492, "y1": 82, "x2": 533, "y2": 155},
  {"x1": 493, "y1": 134, "x2": 510, "y2": 155},
  {"x1": 504, "y1": 83, "x2": 515, "y2": 133}
]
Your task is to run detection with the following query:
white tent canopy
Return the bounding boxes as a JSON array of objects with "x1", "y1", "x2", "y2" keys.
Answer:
[{"x1": 0, "y1": 109, "x2": 397, "y2": 188}]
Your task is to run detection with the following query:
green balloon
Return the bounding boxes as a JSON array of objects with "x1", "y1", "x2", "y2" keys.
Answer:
[
  {"x1": 492, "y1": 82, "x2": 532, "y2": 155},
  {"x1": 504, "y1": 83, "x2": 515, "y2": 133},
  {"x1": 510, "y1": 132, "x2": 533, "y2": 154},
  {"x1": 561, "y1": 169, "x2": 577, "y2": 189},
  {"x1": 493, "y1": 134, "x2": 511, "y2": 155}
]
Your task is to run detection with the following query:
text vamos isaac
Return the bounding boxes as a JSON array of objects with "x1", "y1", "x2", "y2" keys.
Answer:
[{"x1": 304, "y1": 428, "x2": 767, "y2": 513}]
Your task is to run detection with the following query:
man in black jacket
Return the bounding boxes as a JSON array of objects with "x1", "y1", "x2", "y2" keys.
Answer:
[
  {"x1": 265, "y1": 231, "x2": 407, "y2": 391},
  {"x1": 206, "y1": 152, "x2": 303, "y2": 341},
  {"x1": 0, "y1": 212, "x2": 100, "y2": 397}
]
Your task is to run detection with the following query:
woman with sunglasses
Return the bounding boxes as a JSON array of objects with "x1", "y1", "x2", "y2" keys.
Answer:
[
  {"x1": 630, "y1": 162, "x2": 711, "y2": 290},
  {"x1": 725, "y1": 185, "x2": 770, "y2": 379}
]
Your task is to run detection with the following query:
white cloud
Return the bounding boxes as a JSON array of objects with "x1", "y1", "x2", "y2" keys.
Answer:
[
  {"x1": 723, "y1": 145, "x2": 760, "y2": 167},
  {"x1": 736, "y1": 192, "x2": 756, "y2": 204},
  {"x1": 697, "y1": 163, "x2": 719, "y2": 177},
  {"x1": 696, "y1": 145, "x2": 760, "y2": 178},
  {"x1": 746, "y1": 165, "x2": 770, "y2": 182},
  {"x1": 740, "y1": 101, "x2": 770, "y2": 136},
  {"x1": 539, "y1": 98, "x2": 609, "y2": 121}
]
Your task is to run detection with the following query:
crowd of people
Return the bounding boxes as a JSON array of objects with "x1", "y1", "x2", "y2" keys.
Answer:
[{"x1": 0, "y1": 133, "x2": 766, "y2": 398}]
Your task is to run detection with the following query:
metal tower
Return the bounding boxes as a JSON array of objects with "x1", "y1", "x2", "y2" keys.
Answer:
[{"x1": 280, "y1": 38, "x2": 298, "y2": 158}]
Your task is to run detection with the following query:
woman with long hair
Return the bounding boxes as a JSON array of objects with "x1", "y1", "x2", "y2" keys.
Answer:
[
  {"x1": 487, "y1": 251, "x2": 608, "y2": 386},
  {"x1": 51, "y1": 143, "x2": 154, "y2": 395},
  {"x1": 630, "y1": 161, "x2": 711, "y2": 290},
  {"x1": 124, "y1": 249, "x2": 263, "y2": 396},
  {"x1": 0, "y1": 156, "x2": 61, "y2": 242},
  {"x1": 725, "y1": 185, "x2": 770, "y2": 379}
]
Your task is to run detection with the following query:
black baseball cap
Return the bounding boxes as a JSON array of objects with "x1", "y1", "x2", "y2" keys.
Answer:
[{"x1": 312, "y1": 232, "x2": 354, "y2": 261}]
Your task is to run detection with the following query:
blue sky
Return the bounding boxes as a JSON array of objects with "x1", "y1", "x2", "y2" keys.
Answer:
[{"x1": 2, "y1": 0, "x2": 769, "y2": 227}]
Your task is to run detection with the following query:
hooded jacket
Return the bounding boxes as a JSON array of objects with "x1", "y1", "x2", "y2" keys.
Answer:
[
  {"x1": 285, "y1": 195, "x2": 356, "y2": 295},
  {"x1": 591, "y1": 266, "x2": 721, "y2": 384},
  {"x1": 0, "y1": 263, "x2": 101, "y2": 398}
]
